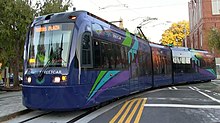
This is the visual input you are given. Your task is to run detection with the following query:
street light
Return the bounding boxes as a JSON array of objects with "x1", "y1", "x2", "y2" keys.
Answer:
[
  {"x1": 110, "y1": 20, "x2": 122, "y2": 23},
  {"x1": 110, "y1": 19, "x2": 123, "y2": 29}
]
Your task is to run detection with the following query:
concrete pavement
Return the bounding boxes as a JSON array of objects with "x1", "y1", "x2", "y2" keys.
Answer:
[{"x1": 0, "y1": 90, "x2": 27, "y2": 122}]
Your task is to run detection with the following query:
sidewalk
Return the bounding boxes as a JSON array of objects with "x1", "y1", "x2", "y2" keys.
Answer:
[{"x1": 0, "y1": 90, "x2": 27, "y2": 122}]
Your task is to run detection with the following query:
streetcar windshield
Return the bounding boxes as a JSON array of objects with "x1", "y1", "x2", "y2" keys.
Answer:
[{"x1": 27, "y1": 23, "x2": 74, "y2": 68}]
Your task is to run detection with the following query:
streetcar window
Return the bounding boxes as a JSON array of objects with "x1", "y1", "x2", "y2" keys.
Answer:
[
  {"x1": 101, "y1": 42, "x2": 114, "y2": 69},
  {"x1": 138, "y1": 50, "x2": 147, "y2": 76},
  {"x1": 113, "y1": 45, "x2": 122, "y2": 69},
  {"x1": 200, "y1": 57, "x2": 215, "y2": 69},
  {"x1": 92, "y1": 39, "x2": 129, "y2": 70},
  {"x1": 27, "y1": 23, "x2": 73, "y2": 68},
  {"x1": 173, "y1": 57, "x2": 194, "y2": 73},
  {"x1": 123, "y1": 47, "x2": 129, "y2": 68},
  {"x1": 152, "y1": 48, "x2": 172, "y2": 75},
  {"x1": 93, "y1": 40, "x2": 101, "y2": 68},
  {"x1": 81, "y1": 32, "x2": 93, "y2": 68},
  {"x1": 92, "y1": 23, "x2": 103, "y2": 35}
]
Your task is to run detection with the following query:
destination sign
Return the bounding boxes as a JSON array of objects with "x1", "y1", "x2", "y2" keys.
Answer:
[{"x1": 36, "y1": 25, "x2": 61, "y2": 32}]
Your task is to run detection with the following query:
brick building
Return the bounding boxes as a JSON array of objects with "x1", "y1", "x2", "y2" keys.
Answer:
[
  {"x1": 188, "y1": 0, "x2": 220, "y2": 53},
  {"x1": 188, "y1": 0, "x2": 220, "y2": 78}
]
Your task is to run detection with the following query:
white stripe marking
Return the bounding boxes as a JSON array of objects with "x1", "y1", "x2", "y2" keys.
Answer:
[
  {"x1": 204, "y1": 90, "x2": 211, "y2": 93},
  {"x1": 172, "y1": 86, "x2": 178, "y2": 90},
  {"x1": 196, "y1": 90, "x2": 220, "y2": 103},
  {"x1": 189, "y1": 86, "x2": 195, "y2": 90},
  {"x1": 193, "y1": 86, "x2": 199, "y2": 91},
  {"x1": 144, "y1": 104, "x2": 220, "y2": 109},
  {"x1": 211, "y1": 82, "x2": 219, "y2": 86},
  {"x1": 168, "y1": 87, "x2": 172, "y2": 90},
  {"x1": 189, "y1": 86, "x2": 220, "y2": 103}
]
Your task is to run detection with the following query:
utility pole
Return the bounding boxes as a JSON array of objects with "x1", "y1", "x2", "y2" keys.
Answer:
[{"x1": 110, "y1": 19, "x2": 123, "y2": 29}]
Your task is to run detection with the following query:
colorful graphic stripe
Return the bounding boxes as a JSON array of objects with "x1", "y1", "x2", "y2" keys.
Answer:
[
  {"x1": 89, "y1": 71, "x2": 107, "y2": 96},
  {"x1": 88, "y1": 71, "x2": 120, "y2": 100},
  {"x1": 88, "y1": 34, "x2": 139, "y2": 101},
  {"x1": 122, "y1": 31, "x2": 132, "y2": 47},
  {"x1": 191, "y1": 52, "x2": 201, "y2": 66},
  {"x1": 206, "y1": 69, "x2": 216, "y2": 76},
  {"x1": 90, "y1": 71, "x2": 130, "y2": 101},
  {"x1": 128, "y1": 36, "x2": 139, "y2": 64}
]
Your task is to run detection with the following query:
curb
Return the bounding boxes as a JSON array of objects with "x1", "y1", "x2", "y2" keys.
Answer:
[
  {"x1": 0, "y1": 109, "x2": 32, "y2": 122},
  {"x1": 1, "y1": 87, "x2": 22, "y2": 92}
]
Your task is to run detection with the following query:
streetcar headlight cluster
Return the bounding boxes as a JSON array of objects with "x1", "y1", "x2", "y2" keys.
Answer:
[
  {"x1": 53, "y1": 77, "x2": 61, "y2": 83},
  {"x1": 27, "y1": 77, "x2": 32, "y2": 83},
  {"x1": 61, "y1": 75, "x2": 67, "y2": 81},
  {"x1": 53, "y1": 75, "x2": 67, "y2": 83}
]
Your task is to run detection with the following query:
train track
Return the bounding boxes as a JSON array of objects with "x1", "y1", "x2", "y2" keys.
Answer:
[
  {"x1": 4, "y1": 108, "x2": 99, "y2": 123},
  {"x1": 4, "y1": 88, "x2": 167, "y2": 123}
]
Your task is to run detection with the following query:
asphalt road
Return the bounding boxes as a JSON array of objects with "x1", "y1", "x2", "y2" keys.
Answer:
[
  {"x1": 5, "y1": 80, "x2": 220, "y2": 123},
  {"x1": 78, "y1": 80, "x2": 220, "y2": 123}
]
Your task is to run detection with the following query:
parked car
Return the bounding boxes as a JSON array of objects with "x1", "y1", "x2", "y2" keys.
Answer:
[{"x1": 9, "y1": 74, "x2": 23, "y2": 84}]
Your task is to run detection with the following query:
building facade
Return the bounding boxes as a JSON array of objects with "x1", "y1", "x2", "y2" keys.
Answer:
[
  {"x1": 188, "y1": 0, "x2": 220, "y2": 52},
  {"x1": 188, "y1": 0, "x2": 220, "y2": 78}
]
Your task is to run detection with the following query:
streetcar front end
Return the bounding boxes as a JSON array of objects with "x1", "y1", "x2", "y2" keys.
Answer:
[{"x1": 22, "y1": 11, "x2": 88, "y2": 110}]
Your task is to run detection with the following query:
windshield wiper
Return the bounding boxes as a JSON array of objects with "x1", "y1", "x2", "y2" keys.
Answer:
[
  {"x1": 37, "y1": 34, "x2": 66, "y2": 80},
  {"x1": 38, "y1": 40, "x2": 54, "y2": 81},
  {"x1": 38, "y1": 58, "x2": 52, "y2": 81}
]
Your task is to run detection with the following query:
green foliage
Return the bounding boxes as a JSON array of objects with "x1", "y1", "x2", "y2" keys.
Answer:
[
  {"x1": 0, "y1": 0, "x2": 33, "y2": 64},
  {"x1": 35, "y1": 0, "x2": 73, "y2": 16},
  {"x1": 208, "y1": 28, "x2": 220, "y2": 51},
  {"x1": 0, "y1": 0, "x2": 34, "y2": 87},
  {"x1": 0, "y1": 0, "x2": 72, "y2": 87}
]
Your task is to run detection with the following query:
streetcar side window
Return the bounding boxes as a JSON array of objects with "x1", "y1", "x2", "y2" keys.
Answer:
[
  {"x1": 101, "y1": 42, "x2": 114, "y2": 69},
  {"x1": 200, "y1": 56, "x2": 215, "y2": 69},
  {"x1": 152, "y1": 48, "x2": 172, "y2": 75},
  {"x1": 173, "y1": 57, "x2": 194, "y2": 73},
  {"x1": 93, "y1": 40, "x2": 101, "y2": 68},
  {"x1": 81, "y1": 32, "x2": 93, "y2": 68},
  {"x1": 93, "y1": 39, "x2": 129, "y2": 70}
]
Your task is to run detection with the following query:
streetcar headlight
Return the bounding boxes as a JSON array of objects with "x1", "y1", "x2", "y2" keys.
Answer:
[
  {"x1": 61, "y1": 75, "x2": 67, "y2": 81},
  {"x1": 53, "y1": 77, "x2": 61, "y2": 83},
  {"x1": 27, "y1": 77, "x2": 32, "y2": 83}
]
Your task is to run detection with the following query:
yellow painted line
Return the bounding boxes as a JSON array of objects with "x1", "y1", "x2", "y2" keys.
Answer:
[
  {"x1": 118, "y1": 99, "x2": 137, "y2": 123},
  {"x1": 134, "y1": 98, "x2": 147, "y2": 123},
  {"x1": 125, "y1": 98, "x2": 142, "y2": 123},
  {"x1": 109, "y1": 100, "x2": 130, "y2": 123}
]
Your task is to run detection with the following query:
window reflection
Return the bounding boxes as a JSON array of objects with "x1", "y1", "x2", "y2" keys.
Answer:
[{"x1": 27, "y1": 23, "x2": 74, "y2": 68}]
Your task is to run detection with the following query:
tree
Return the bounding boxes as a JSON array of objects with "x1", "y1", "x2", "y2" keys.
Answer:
[
  {"x1": 0, "y1": 0, "x2": 34, "y2": 88},
  {"x1": 35, "y1": 0, "x2": 73, "y2": 16},
  {"x1": 208, "y1": 28, "x2": 220, "y2": 51},
  {"x1": 160, "y1": 21, "x2": 189, "y2": 47},
  {"x1": 0, "y1": 0, "x2": 73, "y2": 89}
]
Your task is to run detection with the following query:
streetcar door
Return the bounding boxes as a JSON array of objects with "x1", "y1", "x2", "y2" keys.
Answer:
[{"x1": 129, "y1": 50, "x2": 139, "y2": 94}]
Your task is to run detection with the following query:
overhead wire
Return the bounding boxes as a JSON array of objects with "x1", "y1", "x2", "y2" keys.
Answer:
[{"x1": 115, "y1": 0, "x2": 140, "y2": 15}]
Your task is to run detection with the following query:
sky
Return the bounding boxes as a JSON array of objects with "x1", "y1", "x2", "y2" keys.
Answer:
[{"x1": 72, "y1": 0, "x2": 190, "y2": 43}]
